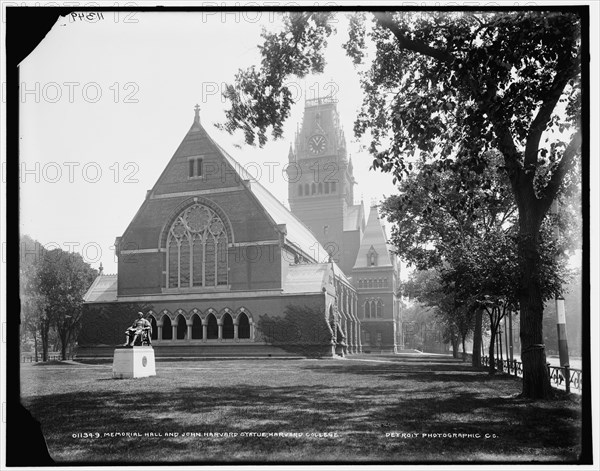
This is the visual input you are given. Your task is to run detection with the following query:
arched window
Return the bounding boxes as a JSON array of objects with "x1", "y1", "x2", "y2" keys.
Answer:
[
  {"x1": 324, "y1": 182, "x2": 330, "y2": 194},
  {"x1": 384, "y1": 278, "x2": 389, "y2": 287},
  {"x1": 311, "y1": 183, "x2": 316, "y2": 195},
  {"x1": 238, "y1": 312, "x2": 250, "y2": 339},
  {"x1": 166, "y1": 203, "x2": 229, "y2": 288},
  {"x1": 358, "y1": 279, "x2": 363, "y2": 289},
  {"x1": 367, "y1": 246, "x2": 378, "y2": 267},
  {"x1": 149, "y1": 316, "x2": 158, "y2": 340},
  {"x1": 176, "y1": 314, "x2": 186, "y2": 339},
  {"x1": 376, "y1": 300, "x2": 383, "y2": 318},
  {"x1": 222, "y1": 313, "x2": 234, "y2": 339},
  {"x1": 304, "y1": 183, "x2": 309, "y2": 196},
  {"x1": 368, "y1": 279, "x2": 373, "y2": 288},
  {"x1": 191, "y1": 314, "x2": 202, "y2": 339},
  {"x1": 364, "y1": 301, "x2": 371, "y2": 319},
  {"x1": 206, "y1": 313, "x2": 218, "y2": 339},
  {"x1": 318, "y1": 182, "x2": 323, "y2": 194},
  {"x1": 331, "y1": 181, "x2": 336, "y2": 193},
  {"x1": 298, "y1": 184, "x2": 303, "y2": 196},
  {"x1": 162, "y1": 316, "x2": 172, "y2": 340}
]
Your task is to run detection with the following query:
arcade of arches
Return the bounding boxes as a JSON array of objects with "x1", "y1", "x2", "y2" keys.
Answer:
[{"x1": 147, "y1": 308, "x2": 254, "y2": 342}]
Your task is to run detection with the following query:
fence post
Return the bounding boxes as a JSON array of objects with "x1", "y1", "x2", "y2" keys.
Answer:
[{"x1": 565, "y1": 366, "x2": 570, "y2": 393}]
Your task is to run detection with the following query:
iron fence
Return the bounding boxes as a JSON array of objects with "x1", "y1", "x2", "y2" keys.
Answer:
[
  {"x1": 482, "y1": 355, "x2": 582, "y2": 394},
  {"x1": 21, "y1": 354, "x2": 71, "y2": 362}
]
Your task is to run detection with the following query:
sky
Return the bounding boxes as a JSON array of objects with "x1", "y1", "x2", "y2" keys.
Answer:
[{"x1": 18, "y1": 11, "x2": 400, "y2": 275}]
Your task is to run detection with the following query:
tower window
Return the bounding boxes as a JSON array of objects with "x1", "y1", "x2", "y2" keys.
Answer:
[
  {"x1": 189, "y1": 157, "x2": 204, "y2": 178},
  {"x1": 367, "y1": 246, "x2": 378, "y2": 267}
]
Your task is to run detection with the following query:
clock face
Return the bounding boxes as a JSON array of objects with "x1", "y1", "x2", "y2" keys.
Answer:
[{"x1": 308, "y1": 135, "x2": 327, "y2": 155}]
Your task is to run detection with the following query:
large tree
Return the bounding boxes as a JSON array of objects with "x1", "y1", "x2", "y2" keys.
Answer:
[
  {"x1": 26, "y1": 247, "x2": 98, "y2": 360},
  {"x1": 219, "y1": 10, "x2": 583, "y2": 398}
]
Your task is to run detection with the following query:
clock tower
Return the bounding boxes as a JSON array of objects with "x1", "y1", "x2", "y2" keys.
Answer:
[{"x1": 287, "y1": 96, "x2": 363, "y2": 274}]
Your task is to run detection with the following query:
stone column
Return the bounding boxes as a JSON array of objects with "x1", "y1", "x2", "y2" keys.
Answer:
[
  {"x1": 202, "y1": 323, "x2": 207, "y2": 342},
  {"x1": 217, "y1": 320, "x2": 223, "y2": 341},
  {"x1": 157, "y1": 322, "x2": 163, "y2": 341},
  {"x1": 187, "y1": 320, "x2": 193, "y2": 340},
  {"x1": 171, "y1": 323, "x2": 177, "y2": 340},
  {"x1": 250, "y1": 321, "x2": 255, "y2": 341}
]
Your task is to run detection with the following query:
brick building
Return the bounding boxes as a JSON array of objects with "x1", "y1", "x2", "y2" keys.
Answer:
[{"x1": 80, "y1": 99, "x2": 402, "y2": 357}]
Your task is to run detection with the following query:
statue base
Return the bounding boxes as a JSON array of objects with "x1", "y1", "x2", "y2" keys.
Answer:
[{"x1": 112, "y1": 346, "x2": 156, "y2": 379}]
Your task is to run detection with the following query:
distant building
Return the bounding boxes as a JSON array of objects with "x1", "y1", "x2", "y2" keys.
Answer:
[{"x1": 80, "y1": 99, "x2": 402, "y2": 357}]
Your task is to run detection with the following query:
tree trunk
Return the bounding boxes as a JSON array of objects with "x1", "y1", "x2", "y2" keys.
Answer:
[
  {"x1": 451, "y1": 336, "x2": 459, "y2": 358},
  {"x1": 472, "y1": 309, "x2": 483, "y2": 367},
  {"x1": 40, "y1": 316, "x2": 50, "y2": 362},
  {"x1": 33, "y1": 328, "x2": 38, "y2": 362},
  {"x1": 461, "y1": 335, "x2": 467, "y2": 361},
  {"x1": 60, "y1": 331, "x2": 68, "y2": 361},
  {"x1": 518, "y1": 210, "x2": 553, "y2": 398},
  {"x1": 488, "y1": 329, "x2": 496, "y2": 374}
]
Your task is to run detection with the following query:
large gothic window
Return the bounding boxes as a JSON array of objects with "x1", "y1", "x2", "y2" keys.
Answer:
[{"x1": 166, "y1": 204, "x2": 229, "y2": 289}]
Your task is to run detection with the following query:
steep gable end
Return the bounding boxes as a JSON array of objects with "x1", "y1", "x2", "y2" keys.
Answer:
[{"x1": 353, "y1": 206, "x2": 393, "y2": 269}]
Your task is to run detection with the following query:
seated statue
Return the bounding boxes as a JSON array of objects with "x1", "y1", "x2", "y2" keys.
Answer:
[{"x1": 124, "y1": 312, "x2": 152, "y2": 347}]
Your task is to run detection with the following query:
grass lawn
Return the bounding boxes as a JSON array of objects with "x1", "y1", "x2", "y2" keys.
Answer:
[{"x1": 19, "y1": 353, "x2": 583, "y2": 464}]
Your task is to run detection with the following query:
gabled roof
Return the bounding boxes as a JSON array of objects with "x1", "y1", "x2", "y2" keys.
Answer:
[
  {"x1": 83, "y1": 274, "x2": 118, "y2": 303},
  {"x1": 206, "y1": 130, "x2": 334, "y2": 265},
  {"x1": 353, "y1": 206, "x2": 393, "y2": 269}
]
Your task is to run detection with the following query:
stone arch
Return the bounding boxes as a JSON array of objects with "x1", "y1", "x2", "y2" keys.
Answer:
[
  {"x1": 175, "y1": 313, "x2": 187, "y2": 339},
  {"x1": 203, "y1": 308, "x2": 217, "y2": 322},
  {"x1": 218, "y1": 307, "x2": 233, "y2": 321},
  {"x1": 206, "y1": 313, "x2": 218, "y2": 340},
  {"x1": 222, "y1": 312, "x2": 234, "y2": 339},
  {"x1": 235, "y1": 307, "x2": 253, "y2": 323},
  {"x1": 191, "y1": 313, "x2": 203, "y2": 339},
  {"x1": 237, "y1": 312, "x2": 250, "y2": 339},
  {"x1": 161, "y1": 314, "x2": 173, "y2": 340},
  {"x1": 174, "y1": 308, "x2": 187, "y2": 320}
]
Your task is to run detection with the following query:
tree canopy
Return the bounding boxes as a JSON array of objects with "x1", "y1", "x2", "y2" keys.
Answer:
[{"x1": 219, "y1": 9, "x2": 584, "y2": 398}]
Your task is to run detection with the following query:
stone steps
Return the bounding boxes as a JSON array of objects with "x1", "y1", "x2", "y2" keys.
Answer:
[{"x1": 75, "y1": 343, "x2": 302, "y2": 359}]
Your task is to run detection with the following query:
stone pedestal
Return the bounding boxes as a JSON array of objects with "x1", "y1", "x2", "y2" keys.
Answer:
[{"x1": 112, "y1": 346, "x2": 156, "y2": 379}]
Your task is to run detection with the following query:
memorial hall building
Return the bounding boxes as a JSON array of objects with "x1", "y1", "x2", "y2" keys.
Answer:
[{"x1": 80, "y1": 98, "x2": 403, "y2": 358}]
